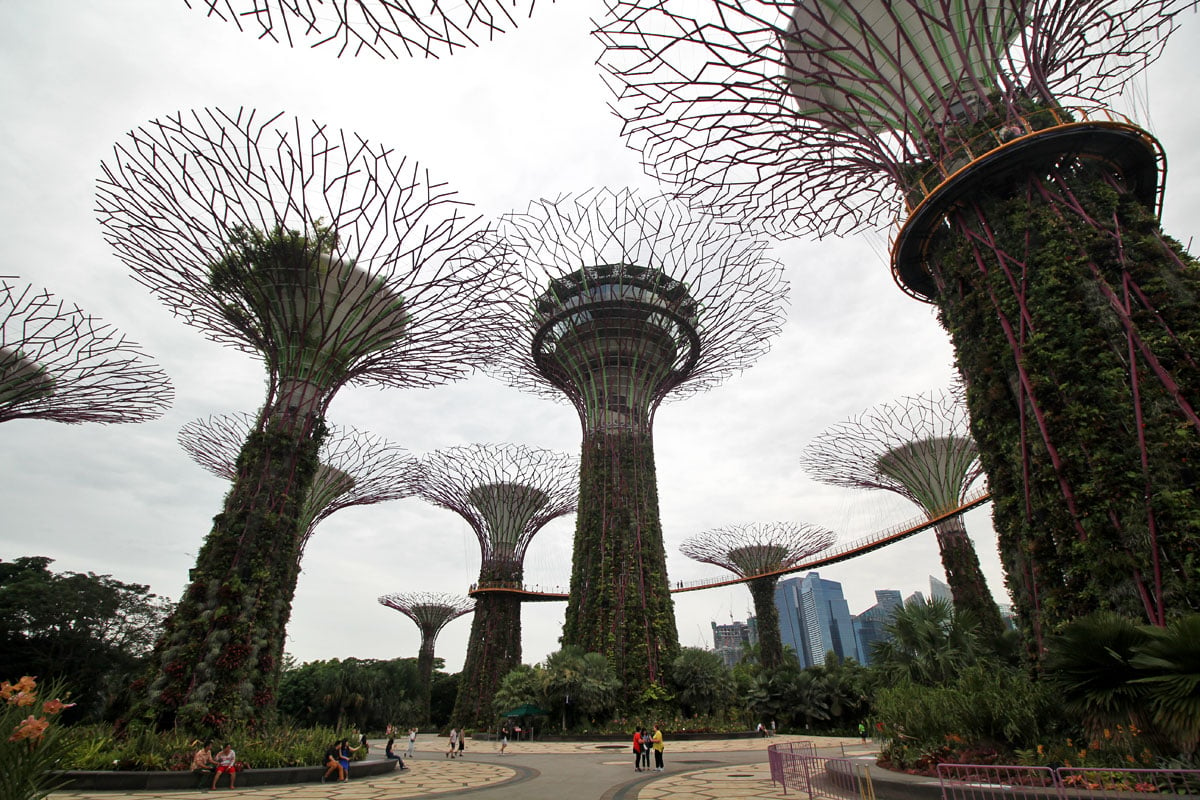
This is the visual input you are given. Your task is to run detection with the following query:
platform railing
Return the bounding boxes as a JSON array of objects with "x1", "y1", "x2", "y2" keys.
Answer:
[
  {"x1": 937, "y1": 763, "x2": 1200, "y2": 800},
  {"x1": 768, "y1": 741, "x2": 874, "y2": 799}
]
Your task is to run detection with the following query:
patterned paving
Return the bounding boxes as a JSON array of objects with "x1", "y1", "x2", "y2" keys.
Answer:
[{"x1": 50, "y1": 734, "x2": 876, "y2": 800}]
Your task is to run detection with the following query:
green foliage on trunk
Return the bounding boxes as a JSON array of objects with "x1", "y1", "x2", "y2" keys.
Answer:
[
  {"x1": 928, "y1": 157, "x2": 1200, "y2": 641},
  {"x1": 135, "y1": 412, "x2": 328, "y2": 735},
  {"x1": 450, "y1": 579, "x2": 523, "y2": 729},
  {"x1": 748, "y1": 578, "x2": 784, "y2": 670},
  {"x1": 561, "y1": 430, "x2": 679, "y2": 706}
]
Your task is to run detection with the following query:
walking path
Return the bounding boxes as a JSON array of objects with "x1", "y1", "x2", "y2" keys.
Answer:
[{"x1": 51, "y1": 735, "x2": 878, "y2": 800}]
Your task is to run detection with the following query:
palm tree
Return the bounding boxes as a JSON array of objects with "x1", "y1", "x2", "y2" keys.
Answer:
[{"x1": 870, "y1": 597, "x2": 983, "y2": 686}]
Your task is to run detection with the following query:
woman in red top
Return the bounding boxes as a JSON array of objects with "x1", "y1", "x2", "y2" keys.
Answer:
[{"x1": 632, "y1": 728, "x2": 643, "y2": 772}]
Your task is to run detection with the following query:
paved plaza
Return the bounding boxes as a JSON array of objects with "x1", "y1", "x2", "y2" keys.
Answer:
[{"x1": 51, "y1": 735, "x2": 879, "y2": 800}]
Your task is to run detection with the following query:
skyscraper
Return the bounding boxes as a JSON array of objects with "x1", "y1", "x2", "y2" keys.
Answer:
[
  {"x1": 852, "y1": 590, "x2": 903, "y2": 666},
  {"x1": 775, "y1": 572, "x2": 860, "y2": 668},
  {"x1": 710, "y1": 619, "x2": 756, "y2": 668}
]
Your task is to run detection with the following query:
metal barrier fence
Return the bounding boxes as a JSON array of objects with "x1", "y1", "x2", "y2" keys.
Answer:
[
  {"x1": 938, "y1": 763, "x2": 1200, "y2": 800},
  {"x1": 767, "y1": 741, "x2": 874, "y2": 799}
]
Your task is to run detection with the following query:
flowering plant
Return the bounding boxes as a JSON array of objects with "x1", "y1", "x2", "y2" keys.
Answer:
[{"x1": 1, "y1": 675, "x2": 75, "y2": 800}]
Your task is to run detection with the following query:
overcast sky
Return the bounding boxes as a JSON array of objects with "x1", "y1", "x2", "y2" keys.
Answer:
[{"x1": 2, "y1": 1, "x2": 1198, "y2": 673}]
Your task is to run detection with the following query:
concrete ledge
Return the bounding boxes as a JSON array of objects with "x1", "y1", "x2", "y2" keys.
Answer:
[{"x1": 54, "y1": 758, "x2": 398, "y2": 791}]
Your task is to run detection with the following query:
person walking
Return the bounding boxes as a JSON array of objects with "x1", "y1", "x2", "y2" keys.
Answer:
[
  {"x1": 457, "y1": 730, "x2": 466, "y2": 758},
  {"x1": 212, "y1": 743, "x2": 237, "y2": 789},
  {"x1": 446, "y1": 728, "x2": 458, "y2": 758},
  {"x1": 499, "y1": 725, "x2": 509, "y2": 755},
  {"x1": 651, "y1": 724, "x2": 665, "y2": 772},
  {"x1": 632, "y1": 727, "x2": 643, "y2": 772},
  {"x1": 406, "y1": 727, "x2": 418, "y2": 758}
]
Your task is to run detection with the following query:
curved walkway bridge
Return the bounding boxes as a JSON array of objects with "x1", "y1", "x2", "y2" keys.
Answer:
[{"x1": 469, "y1": 487, "x2": 992, "y2": 600}]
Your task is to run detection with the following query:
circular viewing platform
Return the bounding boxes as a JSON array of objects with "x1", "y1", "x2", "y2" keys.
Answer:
[{"x1": 891, "y1": 107, "x2": 1165, "y2": 302}]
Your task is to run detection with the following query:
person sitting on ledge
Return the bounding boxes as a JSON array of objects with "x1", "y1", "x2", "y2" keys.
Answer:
[{"x1": 190, "y1": 740, "x2": 216, "y2": 787}]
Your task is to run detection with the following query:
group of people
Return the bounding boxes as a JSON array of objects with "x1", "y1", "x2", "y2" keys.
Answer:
[
  {"x1": 631, "y1": 724, "x2": 664, "y2": 772},
  {"x1": 189, "y1": 741, "x2": 238, "y2": 789},
  {"x1": 444, "y1": 727, "x2": 467, "y2": 758},
  {"x1": 321, "y1": 738, "x2": 361, "y2": 782}
]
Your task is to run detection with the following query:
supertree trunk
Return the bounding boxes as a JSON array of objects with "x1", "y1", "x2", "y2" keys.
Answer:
[
  {"x1": 563, "y1": 429, "x2": 678, "y2": 701},
  {"x1": 144, "y1": 408, "x2": 327, "y2": 733},
  {"x1": 929, "y1": 160, "x2": 1200, "y2": 640},
  {"x1": 416, "y1": 640, "x2": 437, "y2": 725},
  {"x1": 747, "y1": 576, "x2": 784, "y2": 670},
  {"x1": 933, "y1": 518, "x2": 1005, "y2": 641},
  {"x1": 450, "y1": 587, "x2": 523, "y2": 728}
]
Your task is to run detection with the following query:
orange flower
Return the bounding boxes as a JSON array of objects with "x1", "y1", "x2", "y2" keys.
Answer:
[
  {"x1": 41, "y1": 699, "x2": 75, "y2": 715},
  {"x1": 0, "y1": 676, "x2": 37, "y2": 702},
  {"x1": 12, "y1": 691, "x2": 37, "y2": 707},
  {"x1": 8, "y1": 715, "x2": 49, "y2": 743}
]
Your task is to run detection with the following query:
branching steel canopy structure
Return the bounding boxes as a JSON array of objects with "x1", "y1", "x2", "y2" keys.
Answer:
[
  {"x1": 801, "y1": 388, "x2": 1003, "y2": 638},
  {"x1": 378, "y1": 592, "x2": 474, "y2": 724},
  {"x1": 184, "y1": 0, "x2": 544, "y2": 59},
  {"x1": 97, "y1": 106, "x2": 517, "y2": 732},
  {"x1": 491, "y1": 187, "x2": 788, "y2": 699},
  {"x1": 1, "y1": 278, "x2": 172, "y2": 425},
  {"x1": 598, "y1": 0, "x2": 1200, "y2": 638},
  {"x1": 416, "y1": 442, "x2": 577, "y2": 727},
  {"x1": 680, "y1": 522, "x2": 836, "y2": 669}
]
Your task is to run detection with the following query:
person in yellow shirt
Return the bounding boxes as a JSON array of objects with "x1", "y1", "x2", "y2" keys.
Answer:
[{"x1": 651, "y1": 724, "x2": 665, "y2": 771}]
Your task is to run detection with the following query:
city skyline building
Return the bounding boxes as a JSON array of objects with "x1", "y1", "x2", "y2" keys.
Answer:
[
  {"x1": 711, "y1": 619, "x2": 756, "y2": 668},
  {"x1": 775, "y1": 572, "x2": 860, "y2": 668}
]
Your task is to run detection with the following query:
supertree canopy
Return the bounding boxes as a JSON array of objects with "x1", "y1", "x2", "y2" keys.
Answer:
[
  {"x1": 416, "y1": 443, "x2": 577, "y2": 727},
  {"x1": 491, "y1": 187, "x2": 788, "y2": 702},
  {"x1": 185, "y1": 0, "x2": 541, "y2": 59},
  {"x1": 178, "y1": 411, "x2": 422, "y2": 557},
  {"x1": 378, "y1": 592, "x2": 473, "y2": 724},
  {"x1": 1, "y1": 278, "x2": 172, "y2": 425},
  {"x1": 96, "y1": 106, "x2": 517, "y2": 732},
  {"x1": 598, "y1": 0, "x2": 1200, "y2": 641},
  {"x1": 680, "y1": 522, "x2": 835, "y2": 670},
  {"x1": 800, "y1": 388, "x2": 1004, "y2": 640}
]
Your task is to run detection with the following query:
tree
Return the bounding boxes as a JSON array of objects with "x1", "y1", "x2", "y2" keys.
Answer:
[
  {"x1": 869, "y1": 597, "x2": 984, "y2": 687},
  {"x1": 1044, "y1": 612, "x2": 1200, "y2": 757},
  {"x1": 276, "y1": 657, "x2": 425, "y2": 730},
  {"x1": 0, "y1": 557, "x2": 170, "y2": 721},
  {"x1": 669, "y1": 648, "x2": 735, "y2": 718},
  {"x1": 541, "y1": 647, "x2": 619, "y2": 730}
]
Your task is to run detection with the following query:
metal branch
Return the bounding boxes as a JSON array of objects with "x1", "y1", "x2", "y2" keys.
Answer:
[
  {"x1": 416, "y1": 443, "x2": 578, "y2": 569},
  {"x1": 679, "y1": 522, "x2": 837, "y2": 578},
  {"x1": 97, "y1": 106, "x2": 520, "y2": 412},
  {"x1": 594, "y1": 0, "x2": 1190, "y2": 238},
  {"x1": 179, "y1": 411, "x2": 422, "y2": 547},
  {"x1": 0, "y1": 277, "x2": 173, "y2": 425},
  {"x1": 489, "y1": 187, "x2": 789, "y2": 429},
  {"x1": 184, "y1": 0, "x2": 540, "y2": 60},
  {"x1": 800, "y1": 387, "x2": 985, "y2": 516},
  {"x1": 378, "y1": 592, "x2": 474, "y2": 638}
]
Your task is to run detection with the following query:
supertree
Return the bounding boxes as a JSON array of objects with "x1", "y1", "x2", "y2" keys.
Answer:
[
  {"x1": 597, "y1": 0, "x2": 1200, "y2": 641},
  {"x1": 490, "y1": 187, "x2": 788, "y2": 702},
  {"x1": 184, "y1": 0, "x2": 540, "y2": 59},
  {"x1": 415, "y1": 443, "x2": 577, "y2": 728},
  {"x1": 96, "y1": 106, "x2": 517, "y2": 731},
  {"x1": 378, "y1": 592, "x2": 473, "y2": 724},
  {"x1": 1, "y1": 278, "x2": 172, "y2": 425},
  {"x1": 179, "y1": 412, "x2": 421, "y2": 681},
  {"x1": 800, "y1": 388, "x2": 1005, "y2": 640},
  {"x1": 679, "y1": 522, "x2": 835, "y2": 670},
  {"x1": 178, "y1": 410, "x2": 422, "y2": 559}
]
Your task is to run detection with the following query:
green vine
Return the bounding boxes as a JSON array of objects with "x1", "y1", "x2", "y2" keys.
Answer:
[
  {"x1": 562, "y1": 430, "x2": 679, "y2": 705},
  {"x1": 927, "y1": 145, "x2": 1200, "y2": 648},
  {"x1": 135, "y1": 413, "x2": 328, "y2": 734}
]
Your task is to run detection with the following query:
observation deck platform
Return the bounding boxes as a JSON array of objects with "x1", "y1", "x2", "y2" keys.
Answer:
[{"x1": 891, "y1": 107, "x2": 1165, "y2": 301}]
